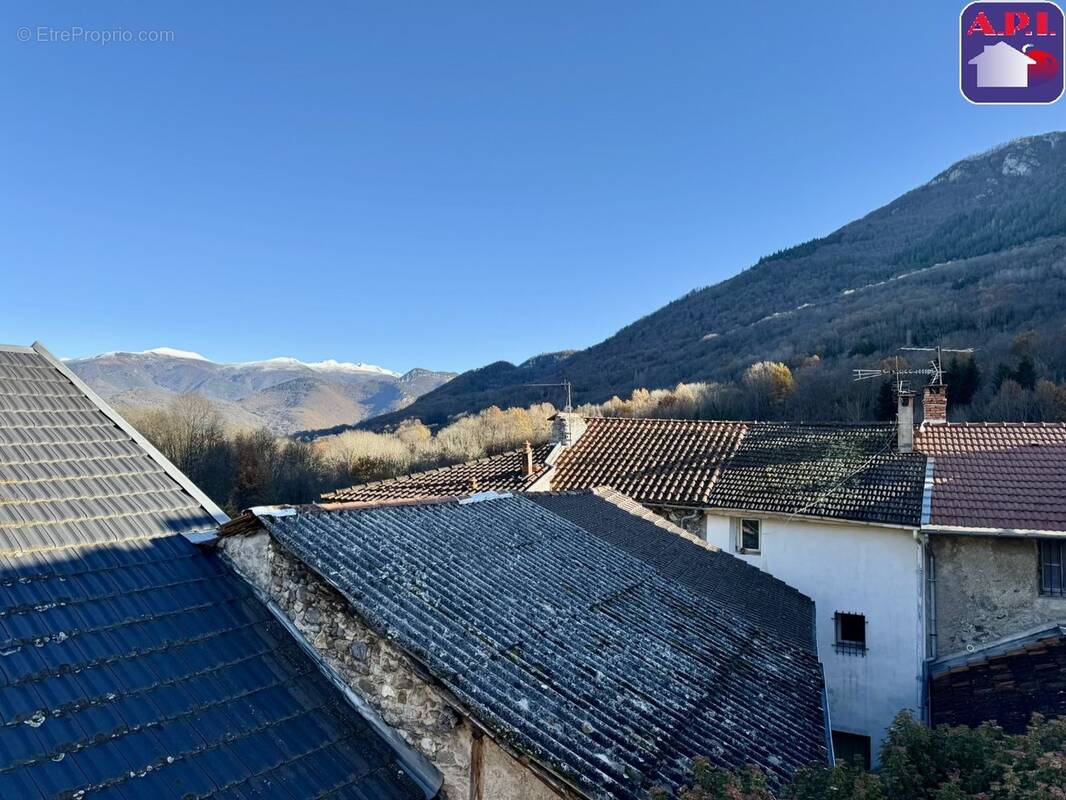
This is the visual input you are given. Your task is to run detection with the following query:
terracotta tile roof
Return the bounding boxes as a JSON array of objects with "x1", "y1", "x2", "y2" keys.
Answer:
[
  {"x1": 930, "y1": 624, "x2": 1066, "y2": 732},
  {"x1": 916, "y1": 422, "x2": 1066, "y2": 532},
  {"x1": 550, "y1": 418, "x2": 746, "y2": 506},
  {"x1": 707, "y1": 423, "x2": 927, "y2": 527},
  {"x1": 323, "y1": 442, "x2": 554, "y2": 502}
]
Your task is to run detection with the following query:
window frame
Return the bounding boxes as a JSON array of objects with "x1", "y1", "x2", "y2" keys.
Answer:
[
  {"x1": 735, "y1": 518, "x2": 761, "y2": 555},
  {"x1": 834, "y1": 612, "x2": 868, "y2": 656},
  {"x1": 1039, "y1": 539, "x2": 1065, "y2": 597}
]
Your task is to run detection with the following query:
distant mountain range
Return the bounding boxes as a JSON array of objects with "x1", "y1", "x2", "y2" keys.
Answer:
[
  {"x1": 67, "y1": 348, "x2": 455, "y2": 434},
  {"x1": 353, "y1": 131, "x2": 1066, "y2": 431}
]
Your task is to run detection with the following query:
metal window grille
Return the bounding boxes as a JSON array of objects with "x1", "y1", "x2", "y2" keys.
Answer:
[
  {"x1": 1040, "y1": 540, "x2": 1065, "y2": 597},
  {"x1": 834, "y1": 612, "x2": 867, "y2": 655}
]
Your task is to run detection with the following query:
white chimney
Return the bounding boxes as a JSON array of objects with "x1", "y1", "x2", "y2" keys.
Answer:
[
  {"x1": 551, "y1": 413, "x2": 587, "y2": 447},
  {"x1": 897, "y1": 389, "x2": 915, "y2": 453}
]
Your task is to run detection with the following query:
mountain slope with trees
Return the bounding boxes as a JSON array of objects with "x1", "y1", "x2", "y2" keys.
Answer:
[{"x1": 356, "y1": 132, "x2": 1066, "y2": 431}]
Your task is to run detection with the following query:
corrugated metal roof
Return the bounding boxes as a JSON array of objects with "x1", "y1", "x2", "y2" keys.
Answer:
[
  {"x1": 0, "y1": 343, "x2": 426, "y2": 799},
  {"x1": 251, "y1": 493, "x2": 829, "y2": 797}
]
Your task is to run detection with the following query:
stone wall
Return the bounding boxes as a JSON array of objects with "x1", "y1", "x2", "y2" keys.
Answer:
[
  {"x1": 219, "y1": 531, "x2": 561, "y2": 800},
  {"x1": 932, "y1": 535, "x2": 1066, "y2": 656}
]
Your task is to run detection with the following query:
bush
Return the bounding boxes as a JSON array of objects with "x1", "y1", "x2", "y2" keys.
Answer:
[{"x1": 669, "y1": 713, "x2": 1066, "y2": 800}]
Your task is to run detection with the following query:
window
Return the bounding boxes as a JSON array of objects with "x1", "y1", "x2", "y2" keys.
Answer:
[
  {"x1": 736, "y1": 518, "x2": 761, "y2": 554},
  {"x1": 832, "y1": 731, "x2": 871, "y2": 769},
  {"x1": 835, "y1": 612, "x2": 867, "y2": 655},
  {"x1": 1040, "y1": 540, "x2": 1065, "y2": 597}
]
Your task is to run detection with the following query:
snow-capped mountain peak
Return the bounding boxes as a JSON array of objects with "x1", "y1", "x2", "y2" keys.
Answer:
[
  {"x1": 75, "y1": 348, "x2": 400, "y2": 377},
  {"x1": 140, "y1": 347, "x2": 211, "y2": 361},
  {"x1": 235, "y1": 356, "x2": 401, "y2": 378}
]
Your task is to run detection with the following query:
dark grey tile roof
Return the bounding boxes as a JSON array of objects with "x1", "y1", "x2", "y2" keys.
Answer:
[
  {"x1": 0, "y1": 346, "x2": 222, "y2": 553},
  {"x1": 0, "y1": 536, "x2": 423, "y2": 799},
  {"x1": 323, "y1": 442, "x2": 555, "y2": 503},
  {"x1": 251, "y1": 494, "x2": 829, "y2": 798},
  {"x1": 528, "y1": 490, "x2": 816, "y2": 653},
  {"x1": 707, "y1": 423, "x2": 926, "y2": 527},
  {"x1": 0, "y1": 343, "x2": 426, "y2": 800}
]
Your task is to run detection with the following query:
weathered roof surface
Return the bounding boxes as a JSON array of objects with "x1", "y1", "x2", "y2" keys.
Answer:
[
  {"x1": 707, "y1": 423, "x2": 927, "y2": 527},
  {"x1": 0, "y1": 343, "x2": 425, "y2": 800},
  {"x1": 916, "y1": 422, "x2": 1066, "y2": 532},
  {"x1": 326, "y1": 418, "x2": 928, "y2": 528},
  {"x1": 550, "y1": 418, "x2": 746, "y2": 506},
  {"x1": 323, "y1": 442, "x2": 554, "y2": 503},
  {"x1": 528, "y1": 489, "x2": 817, "y2": 653},
  {"x1": 251, "y1": 493, "x2": 829, "y2": 798},
  {"x1": 930, "y1": 625, "x2": 1066, "y2": 732}
]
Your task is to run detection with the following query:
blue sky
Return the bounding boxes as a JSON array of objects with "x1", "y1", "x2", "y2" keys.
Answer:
[{"x1": 3, "y1": 1, "x2": 1064, "y2": 372}]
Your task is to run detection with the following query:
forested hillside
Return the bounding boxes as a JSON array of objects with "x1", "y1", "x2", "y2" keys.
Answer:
[{"x1": 354, "y1": 132, "x2": 1066, "y2": 431}]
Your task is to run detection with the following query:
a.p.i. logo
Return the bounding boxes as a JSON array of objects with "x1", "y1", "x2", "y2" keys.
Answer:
[{"x1": 961, "y1": 2, "x2": 1064, "y2": 103}]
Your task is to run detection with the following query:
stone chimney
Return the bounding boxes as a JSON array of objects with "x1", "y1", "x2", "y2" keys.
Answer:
[
  {"x1": 522, "y1": 441, "x2": 535, "y2": 477},
  {"x1": 897, "y1": 388, "x2": 915, "y2": 453},
  {"x1": 923, "y1": 383, "x2": 948, "y2": 424},
  {"x1": 551, "y1": 412, "x2": 587, "y2": 447}
]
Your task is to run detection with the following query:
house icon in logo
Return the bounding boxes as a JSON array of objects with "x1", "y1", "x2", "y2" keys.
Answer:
[{"x1": 968, "y1": 41, "x2": 1037, "y2": 88}]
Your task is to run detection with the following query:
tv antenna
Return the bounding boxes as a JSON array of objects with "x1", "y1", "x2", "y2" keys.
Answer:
[
  {"x1": 853, "y1": 345, "x2": 974, "y2": 391},
  {"x1": 526, "y1": 381, "x2": 573, "y2": 412}
]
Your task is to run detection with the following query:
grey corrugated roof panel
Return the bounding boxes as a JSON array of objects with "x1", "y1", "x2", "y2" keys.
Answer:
[
  {"x1": 254, "y1": 495, "x2": 828, "y2": 797},
  {"x1": 528, "y1": 492, "x2": 816, "y2": 653}
]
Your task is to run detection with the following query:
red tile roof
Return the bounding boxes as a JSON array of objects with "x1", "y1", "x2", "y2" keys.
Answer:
[
  {"x1": 322, "y1": 442, "x2": 555, "y2": 502},
  {"x1": 916, "y1": 422, "x2": 1066, "y2": 532},
  {"x1": 550, "y1": 417, "x2": 747, "y2": 506}
]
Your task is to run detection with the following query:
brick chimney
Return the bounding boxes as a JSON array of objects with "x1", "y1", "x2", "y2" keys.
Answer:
[
  {"x1": 923, "y1": 383, "x2": 948, "y2": 424},
  {"x1": 551, "y1": 412, "x2": 587, "y2": 447},
  {"x1": 897, "y1": 388, "x2": 915, "y2": 453},
  {"x1": 522, "y1": 441, "x2": 535, "y2": 477}
]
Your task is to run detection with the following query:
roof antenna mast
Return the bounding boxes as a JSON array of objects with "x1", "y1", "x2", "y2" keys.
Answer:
[
  {"x1": 526, "y1": 381, "x2": 573, "y2": 412},
  {"x1": 853, "y1": 345, "x2": 975, "y2": 393}
]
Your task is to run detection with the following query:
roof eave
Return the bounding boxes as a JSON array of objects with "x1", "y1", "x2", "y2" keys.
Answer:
[{"x1": 923, "y1": 524, "x2": 1066, "y2": 538}]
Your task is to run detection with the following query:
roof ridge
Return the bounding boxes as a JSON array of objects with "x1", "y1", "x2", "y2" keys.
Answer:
[
  {"x1": 27, "y1": 342, "x2": 229, "y2": 528},
  {"x1": 586, "y1": 486, "x2": 817, "y2": 607},
  {"x1": 586, "y1": 416, "x2": 897, "y2": 428}
]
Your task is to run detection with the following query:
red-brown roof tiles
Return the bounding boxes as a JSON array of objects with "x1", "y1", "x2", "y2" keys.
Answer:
[
  {"x1": 323, "y1": 442, "x2": 555, "y2": 502},
  {"x1": 550, "y1": 417, "x2": 747, "y2": 506},
  {"x1": 916, "y1": 422, "x2": 1066, "y2": 532}
]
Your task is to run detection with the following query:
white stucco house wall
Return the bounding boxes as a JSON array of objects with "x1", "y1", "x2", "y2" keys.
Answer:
[{"x1": 702, "y1": 511, "x2": 926, "y2": 765}]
